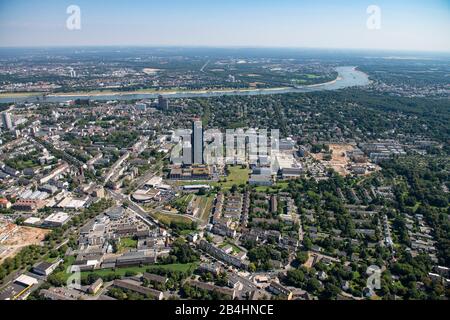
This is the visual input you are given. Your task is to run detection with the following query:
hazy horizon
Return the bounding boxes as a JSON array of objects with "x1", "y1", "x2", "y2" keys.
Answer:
[{"x1": 0, "y1": 0, "x2": 449, "y2": 52}]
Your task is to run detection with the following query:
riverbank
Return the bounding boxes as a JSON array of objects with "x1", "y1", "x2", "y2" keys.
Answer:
[
  {"x1": 45, "y1": 85, "x2": 293, "y2": 98},
  {"x1": 0, "y1": 66, "x2": 370, "y2": 103}
]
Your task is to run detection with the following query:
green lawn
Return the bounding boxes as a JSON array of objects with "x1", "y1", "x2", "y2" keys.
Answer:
[
  {"x1": 173, "y1": 194, "x2": 194, "y2": 207},
  {"x1": 150, "y1": 212, "x2": 193, "y2": 226},
  {"x1": 80, "y1": 262, "x2": 199, "y2": 278},
  {"x1": 45, "y1": 256, "x2": 59, "y2": 263},
  {"x1": 215, "y1": 166, "x2": 250, "y2": 189},
  {"x1": 219, "y1": 241, "x2": 242, "y2": 254},
  {"x1": 118, "y1": 237, "x2": 137, "y2": 252},
  {"x1": 409, "y1": 201, "x2": 422, "y2": 212},
  {"x1": 53, "y1": 256, "x2": 76, "y2": 282},
  {"x1": 6, "y1": 159, "x2": 40, "y2": 171},
  {"x1": 179, "y1": 229, "x2": 195, "y2": 236},
  {"x1": 305, "y1": 73, "x2": 321, "y2": 79},
  {"x1": 174, "y1": 166, "x2": 250, "y2": 191},
  {"x1": 0, "y1": 92, "x2": 44, "y2": 98},
  {"x1": 198, "y1": 195, "x2": 214, "y2": 223}
]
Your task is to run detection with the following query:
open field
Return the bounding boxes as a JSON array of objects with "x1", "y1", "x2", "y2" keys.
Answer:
[
  {"x1": 0, "y1": 221, "x2": 50, "y2": 263},
  {"x1": 173, "y1": 166, "x2": 250, "y2": 190},
  {"x1": 197, "y1": 195, "x2": 214, "y2": 223},
  {"x1": 173, "y1": 194, "x2": 194, "y2": 208},
  {"x1": 54, "y1": 257, "x2": 198, "y2": 282},
  {"x1": 149, "y1": 211, "x2": 194, "y2": 226},
  {"x1": 174, "y1": 166, "x2": 285, "y2": 193},
  {"x1": 0, "y1": 92, "x2": 44, "y2": 98},
  {"x1": 117, "y1": 237, "x2": 137, "y2": 253},
  {"x1": 214, "y1": 166, "x2": 250, "y2": 189},
  {"x1": 80, "y1": 262, "x2": 199, "y2": 278}
]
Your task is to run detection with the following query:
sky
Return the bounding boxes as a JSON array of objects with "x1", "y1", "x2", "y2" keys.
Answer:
[{"x1": 0, "y1": 0, "x2": 449, "y2": 52}]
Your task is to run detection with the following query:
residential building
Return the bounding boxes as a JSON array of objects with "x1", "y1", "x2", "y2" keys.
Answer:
[
  {"x1": 113, "y1": 279, "x2": 163, "y2": 300},
  {"x1": 268, "y1": 281, "x2": 293, "y2": 300}
]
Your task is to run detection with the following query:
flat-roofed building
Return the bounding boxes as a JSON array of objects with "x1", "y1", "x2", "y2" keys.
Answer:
[
  {"x1": 32, "y1": 261, "x2": 60, "y2": 276},
  {"x1": 281, "y1": 167, "x2": 303, "y2": 179},
  {"x1": 12, "y1": 199, "x2": 46, "y2": 212},
  {"x1": 115, "y1": 251, "x2": 156, "y2": 267},
  {"x1": 182, "y1": 141, "x2": 193, "y2": 165},
  {"x1": 192, "y1": 120, "x2": 204, "y2": 164},
  {"x1": 249, "y1": 174, "x2": 273, "y2": 186},
  {"x1": 24, "y1": 217, "x2": 42, "y2": 225},
  {"x1": 43, "y1": 212, "x2": 70, "y2": 227},
  {"x1": 15, "y1": 274, "x2": 38, "y2": 287}
]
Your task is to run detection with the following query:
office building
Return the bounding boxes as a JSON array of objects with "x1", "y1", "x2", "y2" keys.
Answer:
[
  {"x1": 182, "y1": 141, "x2": 193, "y2": 165},
  {"x1": 192, "y1": 120, "x2": 204, "y2": 164},
  {"x1": 158, "y1": 95, "x2": 169, "y2": 111}
]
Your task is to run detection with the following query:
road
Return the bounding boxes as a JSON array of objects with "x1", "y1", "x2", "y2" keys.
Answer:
[
  {"x1": 103, "y1": 152, "x2": 130, "y2": 185},
  {"x1": 200, "y1": 60, "x2": 210, "y2": 73},
  {"x1": 55, "y1": 239, "x2": 69, "y2": 250},
  {"x1": 107, "y1": 189, "x2": 157, "y2": 228}
]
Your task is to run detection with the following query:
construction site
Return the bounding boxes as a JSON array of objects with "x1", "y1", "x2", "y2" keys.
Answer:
[
  {"x1": 312, "y1": 143, "x2": 378, "y2": 176},
  {"x1": 0, "y1": 219, "x2": 49, "y2": 263}
]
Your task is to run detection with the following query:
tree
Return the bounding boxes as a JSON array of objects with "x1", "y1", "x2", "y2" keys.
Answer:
[
  {"x1": 303, "y1": 237, "x2": 313, "y2": 250},
  {"x1": 296, "y1": 251, "x2": 309, "y2": 264},
  {"x1": 321, "y1": 283, "x2": 341, "y2": 300},
  {"x1": 87, "y1": 273, "x2": 101, "y2": 285},
  {"x1": 286, "y1": 269, "x2": 305, "y2": 288},
  {"x1": 307, "y1": 278, "x2": 321, "y2": 293},
  {"x1": 47, "y1": 273, "x2": 66, "y2": 287},
  {"x1": 168, "y1": 239, "x2": 199, "y2": 263}
]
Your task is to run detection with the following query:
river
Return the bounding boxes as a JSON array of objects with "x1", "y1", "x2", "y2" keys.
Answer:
[{"x1": 0, "y1": 66, "x2": 370, "y2": 104}]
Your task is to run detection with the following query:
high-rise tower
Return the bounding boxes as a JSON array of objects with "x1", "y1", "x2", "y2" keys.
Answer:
[{"x1": 192, "y1": 120, "x2": 204, "y2": 164}]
